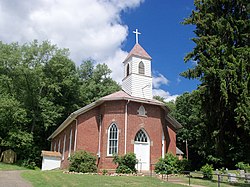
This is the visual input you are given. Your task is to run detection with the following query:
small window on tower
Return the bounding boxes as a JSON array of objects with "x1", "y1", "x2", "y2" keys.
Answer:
[
  {"x1": 137, "y1": 105, "x2": 147, "y2": 116},
  {"x1": 126, "y1": 64, "x2": 130, "y2": 76},
  {"x1": 139, "y1": 61, "x2": 145, "y2": 74}
]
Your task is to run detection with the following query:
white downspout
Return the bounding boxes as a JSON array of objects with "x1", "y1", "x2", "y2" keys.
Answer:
[
  {"x1": 125, "y1": 100, "x2": 130, "y2": 154},
  {"x1": 74, "y1": 119, "x2": 78, "y2": 152}
]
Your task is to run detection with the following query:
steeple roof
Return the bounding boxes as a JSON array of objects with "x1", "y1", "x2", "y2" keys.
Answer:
[{"x1": 124, "y1": 43, "x2": 152, "y2": 62}]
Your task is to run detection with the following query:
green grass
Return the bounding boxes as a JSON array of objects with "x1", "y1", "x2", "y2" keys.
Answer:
[
  {"x1": 179, "y1": 173, "x2": 249, "y2": 187},
  {"x1": 0, "y1": 162, "x2": 29, "y2": 171},
  {"x1": 22, "y1": 170, "x2": 186, "y2": 187}
]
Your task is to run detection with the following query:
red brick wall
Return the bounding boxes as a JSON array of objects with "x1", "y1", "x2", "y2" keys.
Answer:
[
  {"x1": 98, "y1": 100, "x2": 126, "y2": 170},
  {"x1": 51, "y1": 100, "x2": 177, "y2": 171},
  {"x1": 51, "y1": 120, "x2": 76, "y2": 169},
  {"x1": 126, "y1": 102, "x2": 164, "y2": 166},
  {"x1": 166, "y1": 122, "x2": 176, "y2": 155}
]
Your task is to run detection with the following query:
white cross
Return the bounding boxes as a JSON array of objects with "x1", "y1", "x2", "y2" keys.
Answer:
[{"x1": 133, "y1": 29, "x2": 141, "y2": 44}]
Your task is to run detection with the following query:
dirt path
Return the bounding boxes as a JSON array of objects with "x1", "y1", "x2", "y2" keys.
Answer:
[{"x1": 0, "y1": 170, "x2": 32, "y2": 187}]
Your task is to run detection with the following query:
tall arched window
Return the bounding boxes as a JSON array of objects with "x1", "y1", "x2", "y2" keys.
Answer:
[
  {"x1": 68, "y1": 129, "x2": 72, "y2": 157},
  {"x1": 62, "y1": 134, "x2": 66, "y2": 160},
  {"x1": 126, "y1": 64, "x2": 130, "y2": 76},
  {"x1": 107, "y1": 123, "x2": 118, "y2": 156},
  {"x1": 58, "y1": 139, "x2": 61, "y2": 153},
  {"x1": 139, "y1": 61, "x2": 145, "y2": 74},
  {"x1": 134, "y1": 129, "x2": 148, "y2": 143}
]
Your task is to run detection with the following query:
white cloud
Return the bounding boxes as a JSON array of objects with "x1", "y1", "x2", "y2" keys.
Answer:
[
  {"x1": 102, "y1": 49, "x2": 128, "y2": 84},
  {"x1": 152, "y1": 73, "x2": 169, "y2": 89},
  {"x1": 0, "y1": 0, "x2": 144, "y2": 82},
  {"x1": 153, "y1": 89, "x2": 179, "y2": 102}
]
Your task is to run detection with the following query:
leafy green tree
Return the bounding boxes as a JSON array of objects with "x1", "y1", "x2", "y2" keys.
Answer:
[
  {"x1": 0, "y1": 40, "x2": 121, "y2": 167},
  {"x1": 0, "y1": 40, "x2": 80, "y2": 165},
  {"x1": 182, "y1": 0, "x2": 250, "y2": 167},
  {"x1": 78, "y1": 61, "x2": 121, "y2": 106},
  {"x1": 175, "y1": 91, "x2": 208, "y2": 169}
]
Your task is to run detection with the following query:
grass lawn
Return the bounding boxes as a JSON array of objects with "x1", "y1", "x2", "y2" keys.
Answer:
[
  {"x1": 21, "y1": 170, "x2": 186, "y2": 187},
  {"x1": 0, "y1": 162, "x2": 29, "y2": 171},
  {"x1": 179, "y1": 173, "x2": 249, "y2": 187}
]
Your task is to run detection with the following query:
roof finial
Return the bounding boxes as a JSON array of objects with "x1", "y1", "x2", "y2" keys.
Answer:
[{"x1": 133, "y1": 29, "x2": 141, "y2": 44}]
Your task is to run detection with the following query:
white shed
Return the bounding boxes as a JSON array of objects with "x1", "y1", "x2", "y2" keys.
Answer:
[{"x1": 41, "y1": 151, "x2": 61, "y2": 171}]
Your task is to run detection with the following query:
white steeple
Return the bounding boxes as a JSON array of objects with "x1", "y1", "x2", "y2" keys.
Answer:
[{"x1": 122, "y1": 29, "x2": 153, "y2": 99}]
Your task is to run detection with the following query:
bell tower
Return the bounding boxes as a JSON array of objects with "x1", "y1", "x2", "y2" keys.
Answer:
[{"x1": 122, "y1": 29, "x2": 153, "y2": 99}]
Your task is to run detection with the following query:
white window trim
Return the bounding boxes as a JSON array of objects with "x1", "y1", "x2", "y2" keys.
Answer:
[
  {"x1": 107, "y1": 123, "x2": 119, "y2": 156},
  {"x1": 62, "y1": 134, "x2": 66, "y2": 160},
  {"x1": 54, "y1": 143, "x2": 56, "y2": 151},
  {"x1": 68, "y1": 129, "x2": 72, "y2": 158}
]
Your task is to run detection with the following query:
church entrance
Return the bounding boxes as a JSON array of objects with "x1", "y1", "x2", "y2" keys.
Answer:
[{"x1": 134, "y1": 129, "x2": 150, "y2": 171}]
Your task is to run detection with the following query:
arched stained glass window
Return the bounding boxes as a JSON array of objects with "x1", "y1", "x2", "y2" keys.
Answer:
[
  {"x1": 134, "y1": 129, "x2": 148, "y2": 142},
  {"x1": 126, "y1": 64, "x2": 130, "y2": 76},
  {"x1": 108, "y1": 123, "x2": 118, "y2": 155},
  {"x1": 138, "y1": 61, "x2": 145, "y2": 74}
]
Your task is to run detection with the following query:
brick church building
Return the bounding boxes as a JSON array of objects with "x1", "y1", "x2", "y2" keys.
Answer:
[{"x1": 48, "y1": 31, "x2": 182, "y2": 171}]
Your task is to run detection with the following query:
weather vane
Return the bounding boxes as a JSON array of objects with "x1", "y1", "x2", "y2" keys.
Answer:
[{"x1": 133, "y1": 29, "x2": 141, "y2": 44}]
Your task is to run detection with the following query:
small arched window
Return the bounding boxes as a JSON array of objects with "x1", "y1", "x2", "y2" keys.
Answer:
[
  {"x1": 134, "y1": 129, "x2": 148, "y2": 142},
  {"x1": 107, "y1": 123, "x2": 118, "y2": 156},
  {"x1": 137, "y1": 105, "x2": 147, "y2": 116},
  {"x1": 126, "y1": 64, "x2": 130, "y2": 77},
  {"x1": 139, "y1": 61, "x2": 145, "y2": 74}
]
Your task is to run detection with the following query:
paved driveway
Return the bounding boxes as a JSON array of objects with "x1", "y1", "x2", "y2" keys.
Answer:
[{"x1": 0, "y1": 170, "x2": 32, "y2": 187}]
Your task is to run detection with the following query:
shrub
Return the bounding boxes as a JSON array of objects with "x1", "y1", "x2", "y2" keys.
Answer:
[
  {"x1": 177, "y1": 158, "x2": 191, "y2": 172},
  {"x1": 69, "y1": 150, "x2": 97, "y2": 173},
  {"x1": 200, "y1": 164, "x2": 213, "y2": 180},
  {"x1": 113, "y1": 153, "x2": 137, "y2": 174},
  {"x1": 102, "y1": 169, "x2": 108, "y2": 175},
  {"x1": 235, "y1": 162, "x2": 250, "y2": 172},
  {"x1": 16, "y1": 159, "x2": 37, "y2": 170},
  {"x1": 155, "y1": 153, "x2": 179, "y2": 174}
]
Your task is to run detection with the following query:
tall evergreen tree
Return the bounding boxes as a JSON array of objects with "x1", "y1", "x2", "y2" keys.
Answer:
[{"x1": 182, "y1": 0, "x2": 250, "y2": 167}]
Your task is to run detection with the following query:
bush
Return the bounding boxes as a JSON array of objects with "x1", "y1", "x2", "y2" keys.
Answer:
[
  {"x1": 200, "y1": 164, "x2": 213, "y2": 180},
  {"x1": 235, "y1": 162, "x2": 250, "y2": 172},
  {"x1": 113, "y1": 153, "x2": 137, "y2": 174},
  {"x1": 177, "y1": 158, "x2": 191, "y2": 172},
  {"x1": 155, "y1": 153, "x2": 179, "y2": 174},
  {"x1": 69, "y1": 150, "x2": 97, "y2": 173},
  {"x1": 20, "y1": 159, "x2": 37, "y2": 169}
]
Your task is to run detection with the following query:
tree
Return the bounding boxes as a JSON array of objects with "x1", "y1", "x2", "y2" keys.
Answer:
[
  {"x1": 182, "y1": 0, "x2": 250, "y2": 167},
  {"x1": 0, "y1": 40, "x2": 121, "y2": 166},
  {"x1": 175, "y1": 91, "x2": 206, "y2": 169},
  {"x1": 78, "y1": 60, "x2": 121, "y2": 106}
]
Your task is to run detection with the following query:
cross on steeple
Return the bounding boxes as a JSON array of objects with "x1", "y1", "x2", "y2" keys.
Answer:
[{"x1": 133, "y1": 29, "x2": 141, "y2": 44}]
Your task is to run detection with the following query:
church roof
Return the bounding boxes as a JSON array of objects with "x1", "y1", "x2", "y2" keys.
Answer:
[
  {"x1": 48, "y1": 90, "x2": 182, "y2": 140},
  {"x1": 124, "y1": 43, "x2": 152, "y2": 62},
  {"x1": 176, "y1": 147, "x2": 184, "y2": 155},
  {"x1": 101, "y1": 90, "x2": 163, "y2": 105},
  {"x1": 41, "y1": 151, "x2": 61, "y2": 158}
]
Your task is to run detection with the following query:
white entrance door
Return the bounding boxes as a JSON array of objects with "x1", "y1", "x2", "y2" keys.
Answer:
[{"x1": 134, "y1": 129, "x2": 150, "y2": 171}]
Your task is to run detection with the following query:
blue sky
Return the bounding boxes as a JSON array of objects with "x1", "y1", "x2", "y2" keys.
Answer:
[
  {"x1": 0, "y1": 0, "x2": 199, "y2": 101},
  {"x1": 121, "y1": 1, "x2": 199, "y2": 97}
]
